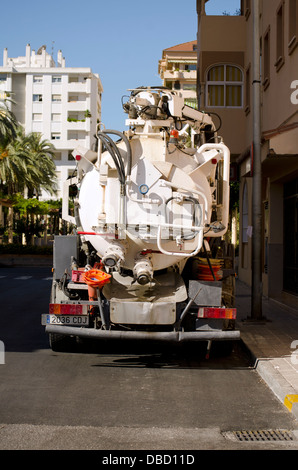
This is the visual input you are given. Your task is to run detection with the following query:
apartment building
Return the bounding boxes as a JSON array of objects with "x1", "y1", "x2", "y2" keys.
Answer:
[
  {"x1": 0, "y1": 44, "x2": 103, "y2": 199},
  {"x1": 196, "y1": 0, "x2": 298, "y2": 308},
  {"x1": 158, "y1": 40, "x2": 198, "y2": 109}
]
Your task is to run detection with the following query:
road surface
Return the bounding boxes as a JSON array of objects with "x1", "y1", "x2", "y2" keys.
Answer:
[{"x1": 0, "y1": 266, "x2": 297, "y2": 450}]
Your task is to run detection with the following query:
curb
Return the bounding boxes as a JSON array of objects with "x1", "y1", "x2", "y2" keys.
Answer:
[
  {"x1": 284, "y1": 395, "x2": 298, "y2": 418},
  {"x1": 245, "y1": 348, "x2": 298, "y2": 421}
]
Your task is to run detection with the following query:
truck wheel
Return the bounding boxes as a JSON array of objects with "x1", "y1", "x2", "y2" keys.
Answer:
[{"x1": 49, "y1": 332, "x2": 75, "y2": 352}]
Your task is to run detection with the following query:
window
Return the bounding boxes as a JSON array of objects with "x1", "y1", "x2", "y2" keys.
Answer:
[
  {"x1": 52, "y1": 94, "x2": 61, "y2": 102},
  {"x1": 0, "y1": 74, "x2": 7, "y2": 82},
  {"x1": 33, "y1": 94, "x2": 42, "y2": 102},
  {"x1": 206, "y1": 65, "x2": 243, "y2": 108},
  {"x1": 289, "y1": 0, "x2": 298, "y2": 54},
  {"x1": 68, "y1": 95, "x2": 78, "y2": 102},
  {"x1": 32, "y1": 113, "x2": 42, "y2": 121},
  {"x1": 53, "y1": 152, "x2": 62, "y2": 160},
  {"x1": 185, "y1": 64, "x2": 196, "y2": 71},
  {"x1": 183, "y1": 83, "x2": 196, "y2": 91},
  {"x1": 263, "y1": 27, "x2": 270, "y2": 89},
  {"x1": 69, "y1": 76, "x2": 79, "y2": 83},
  {"x1": 51, "y1": 133, "x2": 61, "y2": 140},
  {"x1": 52, "y1": 76, "x2": 61, "y2": 83},
  {"x1": 51, "y1": 113, "x2": 61, "y2": 121},
  {"x1": 68, "y1": 132, "x2": 79, "y2": 140},
  {"x1": 33, "y1": 75, "x2": 43, "y2": 83},
  {"x1": 275, "y1": 2, "x2": 285, "y2": 71}
]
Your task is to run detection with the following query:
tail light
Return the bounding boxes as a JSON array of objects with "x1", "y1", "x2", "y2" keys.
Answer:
[
  {"x1": 198, "y1": 307, "x2": 237, "y2": 320},
  {"x1": 49, "y1": 304, "x2": 88, "y2": 315}
]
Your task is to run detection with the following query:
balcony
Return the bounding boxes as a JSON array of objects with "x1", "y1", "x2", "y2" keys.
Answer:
[
  {"x1": 67, "y1": 130, "x2": 89, "y2": 147},
  {"x1": 163, "y1": 70, "x2": 196, "y2": 80},
  {"x1": 67, "y1": 100, "x2": 87, "y2": 111},
  {"x1": 67, "y1": 82, "x2": 88, "y2": 93},
  {"x1": 66, "y1": 119, "x2": 89, "y2": 131}
]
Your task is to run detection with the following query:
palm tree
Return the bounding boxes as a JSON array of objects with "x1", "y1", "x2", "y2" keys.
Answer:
[
  {"x1": 0, "y1": 128, "x2": 57, "y2": 197},
  {"x1": 23, "y1": 131, "x2": 57, "y2": 197},
  {"x1": 0, "y1": 97, "x2": 18, "y2": 144},
  {"x1": 0, "y1": 127, "x2": 28, "y2": 195}
]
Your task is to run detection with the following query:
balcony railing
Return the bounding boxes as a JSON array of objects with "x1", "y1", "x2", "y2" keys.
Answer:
[
  {"x1": 163, "y1": 70, "x2": 197, "y2": 80},
  {"x1": 67, "y1": 82, "x2": 88, "y2": 93}
]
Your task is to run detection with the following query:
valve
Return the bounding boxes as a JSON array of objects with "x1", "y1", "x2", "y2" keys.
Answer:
[
  {"x1": 102, "y1": 242, "x2": 127, "y2": 270},
  {"x1": 133, "y1": 255, "x2": 154, "y2": 285}
]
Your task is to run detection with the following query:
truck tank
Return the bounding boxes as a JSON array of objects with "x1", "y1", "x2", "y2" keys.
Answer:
[{"x1": 44, "y1": 87, "x2": 239, "y2": 352}]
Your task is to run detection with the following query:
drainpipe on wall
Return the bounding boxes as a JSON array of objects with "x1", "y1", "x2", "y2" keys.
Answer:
[
  {"x1": 196, "y1": 0, "x2": 203, "y2": 109},
  {"x1": 250, "y1": 0, "x2": 264, "y2": 320}
]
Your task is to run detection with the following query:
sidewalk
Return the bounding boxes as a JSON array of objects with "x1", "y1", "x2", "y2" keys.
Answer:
[{"x1": 235, "y1": 280, "x2": 298, "y2": 420}]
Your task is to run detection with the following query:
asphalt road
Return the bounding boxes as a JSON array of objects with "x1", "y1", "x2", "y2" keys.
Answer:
[{"x1": 0, "y1": 266, "x2": 298, "y2": 451}]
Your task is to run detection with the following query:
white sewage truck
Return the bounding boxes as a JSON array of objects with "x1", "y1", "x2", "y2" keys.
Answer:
[{"x1": 42, "y1": 86, "x2": 239, "y2": 354}]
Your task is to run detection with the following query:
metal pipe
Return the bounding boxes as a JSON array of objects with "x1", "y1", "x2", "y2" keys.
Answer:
[
  {"x1": 96, "y1": 289, "x2": 106, "y2": 330},
  {"x1": 46, "y1": 325, "x2": 240, "y2": 342},
  {"x1": 251, "y1": 0, "x2": 263, "y2": 320},
  {"x1": 176, "y1": 287, "x2": 202, "y2": 328},
  {"x1": 198, "y1": 143, "x2": 230, "y2": 182},
  {"x1": 156, "y1": 223, "x2": 203, "y2": 257}
]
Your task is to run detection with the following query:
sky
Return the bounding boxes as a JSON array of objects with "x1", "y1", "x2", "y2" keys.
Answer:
[{"x1": 0, "y1": 0, "x2": 241, "y2": 132}]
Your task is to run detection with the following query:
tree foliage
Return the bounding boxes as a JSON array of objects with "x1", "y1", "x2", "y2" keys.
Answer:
[
  {"x1": 0, "y1": 97, "x2": 18, "y2": 143},
  {"x1": 0, "y1": 122, "x2": 57, "y2": 197},
  {"x1": 11, "y1": 193, "x2": 61, "y2": 215}
]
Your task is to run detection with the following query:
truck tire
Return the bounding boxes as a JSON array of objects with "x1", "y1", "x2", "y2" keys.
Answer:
[{"x1": 49, "y1": 332, "x2": 75, "y2": 352}]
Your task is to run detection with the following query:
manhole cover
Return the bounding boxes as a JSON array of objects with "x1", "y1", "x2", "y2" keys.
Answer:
[{"x1": 224, "y1": 429, "x2": 294, "y2": 442}]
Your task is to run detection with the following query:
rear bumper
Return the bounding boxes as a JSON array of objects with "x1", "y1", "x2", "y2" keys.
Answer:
[{"x1": 46, "y1": 325, "x2": 240, "y2": 342}]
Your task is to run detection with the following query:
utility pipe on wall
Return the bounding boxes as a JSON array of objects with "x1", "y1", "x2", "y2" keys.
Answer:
[{"x1": 251, "y1": 0, "x2": 263, "y2": 320}]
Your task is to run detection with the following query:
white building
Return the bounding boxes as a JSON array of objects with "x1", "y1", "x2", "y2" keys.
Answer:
[{"x1": 0, "y1": 44, "x2": 103, "y2": 199}]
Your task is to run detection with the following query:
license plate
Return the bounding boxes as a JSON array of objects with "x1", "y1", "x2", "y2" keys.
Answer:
[{"x1": 42, "y1": 314, "x2": 89, "y2": 326}]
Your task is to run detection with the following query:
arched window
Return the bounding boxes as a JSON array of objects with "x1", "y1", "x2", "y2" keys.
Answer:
[{"x1": 206, "y1": 64, "x2": 243, "y2": 108}]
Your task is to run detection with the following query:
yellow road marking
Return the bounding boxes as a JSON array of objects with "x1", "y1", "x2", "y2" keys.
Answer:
[{"x1": 284, "y1": 395, "x2": 298, "y2": 412}]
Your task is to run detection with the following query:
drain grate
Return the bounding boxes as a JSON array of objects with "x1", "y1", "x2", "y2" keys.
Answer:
[{"x1": 226, "y1": 429, "x2": 294, "y2": 442}]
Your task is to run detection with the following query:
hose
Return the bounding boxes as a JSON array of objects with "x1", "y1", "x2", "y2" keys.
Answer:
[
  {"x1": 101, "y1": 129, "x2": 132, "y2": 177},
  {"x1": 60, "y1": 272, "x2": 80, "y2": 300},
  {"x1": 97, "y1": 132, "x2": 126, "y2": 185},
  {"x1": 206, "y1": 112, "x2": 222, "y2": 134},
  {"x1": 165, "y1": 196, "x2": 203, "y2": 241}
]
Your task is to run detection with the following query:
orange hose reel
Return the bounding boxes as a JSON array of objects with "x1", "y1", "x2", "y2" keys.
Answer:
[
  {"x1": 82, "y1": 269, "x2": 111, "y2": 288},
  {"x1": 82, "y1": 269, "x2": 111, "y2": 301}
]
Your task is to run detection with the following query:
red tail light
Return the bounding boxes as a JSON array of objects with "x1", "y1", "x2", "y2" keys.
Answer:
[
  {"x1": 49, "y1": 304, "x2": 88, "y2": 315},
  {"x1": 198, "y1": 307, "x2": 237, "y2": 319}
]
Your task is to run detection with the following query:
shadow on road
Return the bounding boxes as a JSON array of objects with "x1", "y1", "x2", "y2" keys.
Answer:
[{"x1": 49, "y1": 337, "x2": 253, "y2": 370}]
